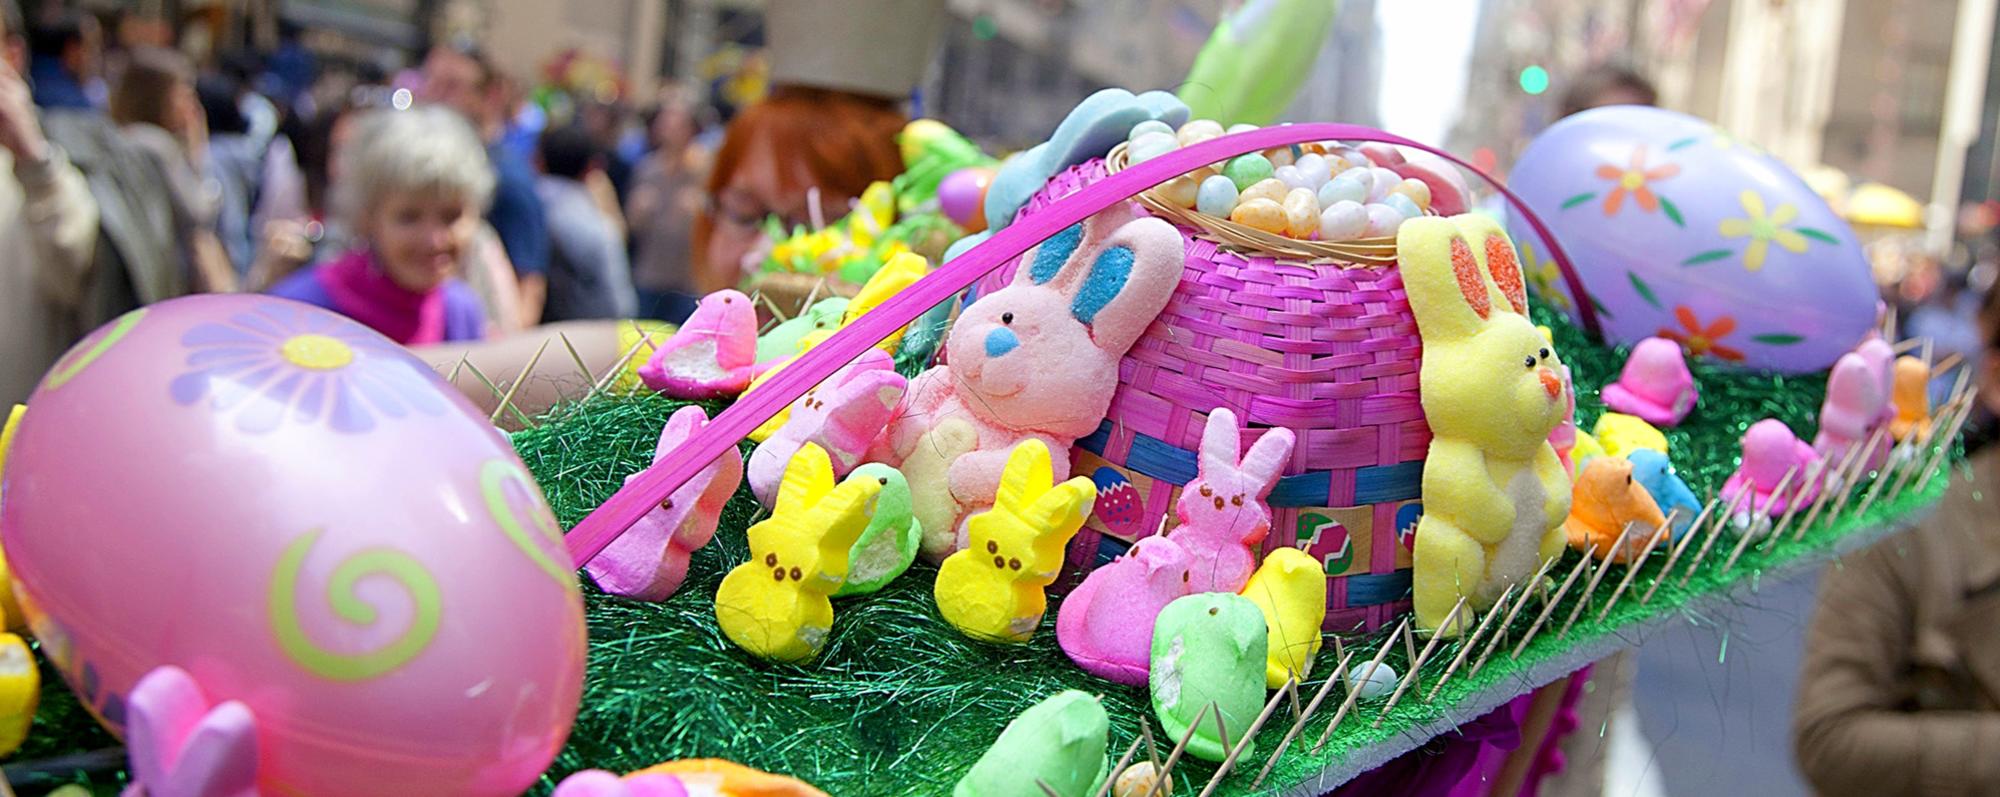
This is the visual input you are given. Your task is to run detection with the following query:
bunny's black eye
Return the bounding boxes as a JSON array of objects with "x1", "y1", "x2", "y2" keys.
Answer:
[
  {"x1": 1001, "y1": 312, "x2": 1014, "y2": 325},
  {"x1": 1523, "y1": 356, "x2": 1537, "y2": 368}
]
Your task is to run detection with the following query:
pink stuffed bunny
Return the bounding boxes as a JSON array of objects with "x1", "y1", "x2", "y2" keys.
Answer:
[
  {"x1": 1164, "y1": 407, "x2": 1296, "y2": 593},
  {"x1": 637, "y1": 290, "x2": 766, "y2": 398},
  {"x1": 584, "y1": 406, "x2": 743, "y2": 601},
  {"x1": 121, "y1": 665, "x2": 259, "y2": 797},
  {"x1": 882, "y1": 204, "x2": 1184, "y2": 557},
  {"x1": 1055, "y1": 535, "x2": 1192, "y2": 685},
  {"x1": 748, "y1": 350, "x2": 907, "y2": 506}
]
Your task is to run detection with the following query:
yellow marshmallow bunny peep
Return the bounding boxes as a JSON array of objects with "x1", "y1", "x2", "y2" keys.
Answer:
[
  {"x1": 934, "y1": 439, "x2": 1096, "y2": 642},
  {"x1": 1398, "y1": 215, "x2": 1572, "y2": 637},
  {"x1": 715, "y1": 443, "x2": 881, "y2": 662}
]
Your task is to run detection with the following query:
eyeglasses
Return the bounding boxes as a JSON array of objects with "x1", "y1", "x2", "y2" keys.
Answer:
[{"x1": 706, "y1": 189, "x2": 814, "y2": 234}]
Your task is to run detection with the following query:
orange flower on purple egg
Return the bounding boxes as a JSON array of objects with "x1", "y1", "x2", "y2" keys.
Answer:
[
  {"x1": 1594, "y1": 146, "x2": 1680, "y2": 216},
  {"x1": 1659, "y1": 306, "x2": 1745, "y2": 362}
]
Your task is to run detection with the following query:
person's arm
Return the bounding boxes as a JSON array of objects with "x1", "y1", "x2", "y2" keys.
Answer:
[
  {"x1": 1793, "y1": 534, "x2": 2000, "y2": 796},
  {"x1": 408, "y1": 319, "x2": 669, "y2": 426},
  {"x1": 0, "y1": 58, "x2": 96, "y2": 307}
]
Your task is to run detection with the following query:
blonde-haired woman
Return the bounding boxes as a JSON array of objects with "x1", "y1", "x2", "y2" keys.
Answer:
[{"x1": 267, "y1": 106, "x2": 493, "y2": 343}]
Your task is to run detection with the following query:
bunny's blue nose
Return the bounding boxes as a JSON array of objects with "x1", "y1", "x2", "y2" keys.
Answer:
[{"x1": 984, "y1": 327, "x2": 1020, "y2": 358}]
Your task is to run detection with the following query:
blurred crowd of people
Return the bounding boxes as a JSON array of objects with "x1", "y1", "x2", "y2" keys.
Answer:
[{"x1": 0, "y1": 2, "x2": 734, "y2": 407}]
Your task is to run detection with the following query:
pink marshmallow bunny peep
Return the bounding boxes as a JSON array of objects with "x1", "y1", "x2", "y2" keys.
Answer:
[
  {"x1": 748, "y1": 350, "x2": 907, "y2": 506},
  {"x1": 1164, "y1": 407, "x2": 1296, "y2": 593},
  {"x1": 1055, "y1": 535, "x2": 1192, "y2": 685},
  {"x1": 883, "y1": 204, "x2": 1184, "y2": 558},
  {"x1": 121, "y1": 665, "x2": 259, "y2": 797},
  {"x1": 637, "y1": 290, "x2": 767, "y2": 398},
  {"x1": 584, "y1": 406, "x2": 744, "y2": 601}
]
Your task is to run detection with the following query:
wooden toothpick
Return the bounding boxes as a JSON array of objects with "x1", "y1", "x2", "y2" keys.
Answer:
[
  {"x1": 1472, "y1": 554, "x2": 1563, "y2": 676},
  {"x1": 1721, "y1": 465, "x2": 1799, "y2": 572},
  {"x1": 1559, "y1": 523, "x2": 1642, "y2": 640},
  {"x1": 1513, "y1": 548, "x2": 1596, "y2": 660},
  {"x1": 1643, "y1": 495, "x2": 1717, "y2": 604},
  {"x1": 1371, "y1": 600, "x2": 1463, "y2": 727},
  {"x1": 1197, "y1": 683, "x2": 1293, "y2": 796},
  {"x1": 1679, "y1": 488, "x2": 1751, "y2": 588},
  {"x1": 1823, "y1": 426, "x2": 1892, "y2": 526},
  {"x1": 1915, "y1": 396, "x2": 1979, "y2": 494},
  {"x1": 1427, "y1": 583, "x2": 1518, "y2": 702},
  {"x1": 1597, "y1": 510, "x2": 1677, "y2": 623},
  {"x1": 1093, "y1": 733, "x2": 1148, "y2": 797},
  {"x1": 1151, "y1": 702, "x2": 1211, "y2": 797},
  {"x1": 1790, "y1": 432, "x2": 1871, "y2": 543},
  {"x1": 1253, "y1": 651, "x2": 1353, "y2": 788},
  {"x1": 1766, "y1": 457, "x2": 1828, "y2": 548},
  {"x1": 1313, "y1": 619, "x2": 1409, "y2": 753}
]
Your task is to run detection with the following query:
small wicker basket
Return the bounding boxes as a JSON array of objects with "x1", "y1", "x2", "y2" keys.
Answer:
[{"x1": 1009, "y1": 156, "x2": 1428, "y2": 633}]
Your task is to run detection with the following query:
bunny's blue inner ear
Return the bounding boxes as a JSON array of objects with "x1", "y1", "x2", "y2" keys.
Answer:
[
  {"x1": 1071, "y1": 245, "x2": 1133, "y2": 325},
  {"x1": 1029, "y1": 223, "x2": 1084, "y2": 285}
]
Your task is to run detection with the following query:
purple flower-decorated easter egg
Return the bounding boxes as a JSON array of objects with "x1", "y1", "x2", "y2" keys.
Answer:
[
  {"x1": 0, "y1": 295, "x2": 586, "y2": 796},
  {"x1": 1509, "y1": 105, "x2": 1876, "y2": 373}
]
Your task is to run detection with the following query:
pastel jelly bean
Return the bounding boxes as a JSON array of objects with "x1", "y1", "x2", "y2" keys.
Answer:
[
  {"x1": 1363, "y1": 203, "x2": 1404, "y2": 237},
  {"x1": 1176, "y1": 119, "x2": 1224, "y2": 147},
  {"x1": 1369, "y1": 168, "x2": 1403, "y2": 200},
  {"x1": 1128, "y1": 120, "x2": 1175, "y2": 143},
  {"x1": 1223, "y1": 154, "x2": 1275, "y2": 191},
  {"x1": 1318, "y1": 200, "x2": 1367, "y2": 241},
  {"x1": 1153, "y1": 174, "x2": 1201, "y2": 208},
  {"x1": 1274, "y1": 165, "x2": 1310, "y2": 192},
  {"x1": 1263, "y1": 146, "x2": 1295, "y2": 168},
  {"x1": 1318, "y1": 175, "x2": 1366, "y2": 207},
  {"x1": 1239, "y1": 177, "x2": 1288, "y2": 207},
  {"x1": 1126, "y1": 132, "x2": 1179, "y2": 164},
  {"x1": 1196, "y1": 174, "x2": 1239, "y2": 217},
  {"x1": 1282, "y1": 188, "x2": 1319, "y2": 239},
  {"x1": 1293, "y1": 153, "x2": 1329, "y2": 189},
  {"x1": 1227, "y1": 123, "x2": 1260, "y2": 135},
  {"x1": 1229, "y1": 198, "x2": 1287, "y2": 234},
  {"x1": 1382, "y1": 193, "x2": 1422, "y2": 219},
  {"x1": 1337, "y1": 167, "x2": 1375, "y2": 195},
  {"x1": 1392, "y1": 177, "x2": 1432, "y2": 210}
]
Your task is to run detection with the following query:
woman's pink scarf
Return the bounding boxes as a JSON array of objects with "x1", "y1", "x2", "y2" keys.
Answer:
[{"x1": 316, "y1": 249, "x2": 446, "y2": 345}]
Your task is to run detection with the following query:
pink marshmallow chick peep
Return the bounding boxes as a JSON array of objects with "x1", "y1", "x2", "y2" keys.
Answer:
[
  {"x1": 121, "y1": 665, "x2": 259, "y2": 797},
  {"x1": 748, "y1": 349, "x2": 907, "y2": 507},
  {"x1": 1811, "y1": 352, "x2": 1891, "y2": 473},
  {"x1": 585, "y1": 406, "x2": 744, "y2": 601},
  {"x1": 1163, "y1": 407, "x2": 1295, "y2": 593},
  {"x1": 1722, "y1": 419, "x2": 1823, "y2": 523},
  {"x1": 1055, "y1": 536, "x2": 1192, "y2": 685},
  {"x1": 552, "y1": 770, "x2": 689, "y2": 797},
  {"x1": 1600, "y1": 337, "x2": 1697, "y2": 427},
  {"x1": 1854, "y1": 337, "x2": 1896, "y2": 427},
  {"x1": 637, "y1": 290, "x2": 767, "y2": 398}
]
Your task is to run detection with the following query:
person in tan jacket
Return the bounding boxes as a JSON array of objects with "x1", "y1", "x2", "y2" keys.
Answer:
[
  {"x1": 0, "y1": 0, "x2": 99, "y2": 407},
  {"x1": 1794, "y1": 290, "x2": 2000, "y2": 796}
]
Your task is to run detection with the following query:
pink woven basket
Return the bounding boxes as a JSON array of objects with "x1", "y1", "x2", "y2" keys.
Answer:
[{"x1": 999, "y1": 159, "x2": 1425, "y2": 633}]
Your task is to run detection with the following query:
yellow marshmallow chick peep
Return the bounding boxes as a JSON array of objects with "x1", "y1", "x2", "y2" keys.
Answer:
[
  {"x1": 1593, "y1": 412, "x2": 1668, "y2": 459},
  {"x1": 935, "y1": 439, "x2": 1096, "y2": 642},
  {"x1": 1240, "y1": 547, "x2": 1327, "y2": 688},
  {"x1": 1398, "y1": 214, "x2": 1572, "y2": 637},
  {"x1": 715, "y1": 443, "x2": 882, "y2": 663}
]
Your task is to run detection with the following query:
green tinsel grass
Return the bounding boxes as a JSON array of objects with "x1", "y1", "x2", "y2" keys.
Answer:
[{"x1": 4, "y1": 305, "x2": 1960, "y2": 797}]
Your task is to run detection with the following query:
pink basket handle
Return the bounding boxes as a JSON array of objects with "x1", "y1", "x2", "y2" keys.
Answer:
[{"x1": 566, "y1": 123, "x2": 1596, "y2": 566}]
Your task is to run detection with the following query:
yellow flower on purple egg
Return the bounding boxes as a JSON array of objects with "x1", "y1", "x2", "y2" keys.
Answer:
[
  {"x1": 170, "y1": 304, "x2": 445, "y2": 434},
  {"x1": 1717, "y1": 190, "x2": 1810, "y2": 272},
  {"x1": 1518, "y1": 240, "x2": 1571, "y2": 313}
]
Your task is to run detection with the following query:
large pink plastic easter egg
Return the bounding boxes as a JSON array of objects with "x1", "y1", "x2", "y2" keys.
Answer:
[
  {"x1": 1509, "y1": 105, "x2": 1877, "y2": 373},
  {"x1": 0, "y1": 295, "x2": 586, "y2": 796}
]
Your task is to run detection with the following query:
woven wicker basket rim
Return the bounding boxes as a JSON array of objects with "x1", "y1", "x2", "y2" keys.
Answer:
[{"x1": 1107, "y1": 141, "x2": 1419, "y2": 268}]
